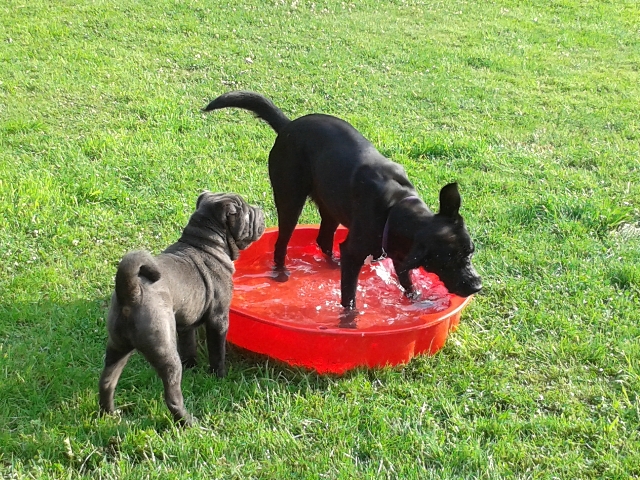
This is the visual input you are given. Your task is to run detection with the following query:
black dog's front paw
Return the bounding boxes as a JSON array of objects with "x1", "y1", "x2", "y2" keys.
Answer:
[
  {"x1": 325, "y1": 255, "x2": 341, "y2": 270},
  {"x1": 404, "y1": 288, "x2": 421, "y2": 301},
  {"x1": 272, "y1": 266, "x2": 290, "y2": 282}
]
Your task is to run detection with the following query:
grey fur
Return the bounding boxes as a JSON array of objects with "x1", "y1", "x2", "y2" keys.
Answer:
[{"x1": 98, "y1": 192, "x2": 265, "y2": 425}]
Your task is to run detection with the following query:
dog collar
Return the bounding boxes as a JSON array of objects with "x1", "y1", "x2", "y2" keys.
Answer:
[{"x1": 381, "y1": 195, "x2": 421, "y2": 254}]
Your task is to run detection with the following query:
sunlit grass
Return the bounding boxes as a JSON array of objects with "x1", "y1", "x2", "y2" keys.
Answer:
[{"x1": 1, "y1": 0, "x2": 639, "y2": 478}]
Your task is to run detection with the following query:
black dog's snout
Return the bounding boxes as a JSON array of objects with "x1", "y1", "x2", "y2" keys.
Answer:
[
  {"x1": 468, "y1": 283, "x2": 483, "y2": 295},
  {"x1": 445, "y1": 271, "x2": 482, "y2": 298},
  {"x1": 454, "y1": 284, "x2": 481, "y2": 298},
  {"x1": 458, "y1": 276, "x2": 483, "y2": 297}
]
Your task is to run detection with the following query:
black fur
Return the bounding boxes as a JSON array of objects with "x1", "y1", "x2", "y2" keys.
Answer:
[{"x1": 205, "y1": 92, "x2": 482, "y2": 320}]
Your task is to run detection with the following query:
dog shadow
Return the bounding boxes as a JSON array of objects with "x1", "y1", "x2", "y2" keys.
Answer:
[{"x1": 0, "y1": 296, "x2": 346, "y2": 467}]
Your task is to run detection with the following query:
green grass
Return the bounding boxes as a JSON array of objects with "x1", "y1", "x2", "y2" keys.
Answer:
[{"x1": 1, "y1": 0, "x2": 639, "y2": 477}]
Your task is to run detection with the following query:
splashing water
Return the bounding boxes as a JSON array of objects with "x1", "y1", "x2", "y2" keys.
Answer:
[{"x1": 232, "y1": 240, "x2": 452, "y2": 330}]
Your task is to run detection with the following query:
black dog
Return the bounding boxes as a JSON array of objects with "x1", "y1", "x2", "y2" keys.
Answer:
[
  {"x1": 99, "y1": 192, "x2": 265, "y2": 424},
  {"x1": 204, "y1": 92, "x2": 481, "y2": 319}
]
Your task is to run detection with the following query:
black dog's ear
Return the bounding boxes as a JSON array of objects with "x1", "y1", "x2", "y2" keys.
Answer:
[{"x1": 439, "y1": 183, "x2": 461, "y2": 218}]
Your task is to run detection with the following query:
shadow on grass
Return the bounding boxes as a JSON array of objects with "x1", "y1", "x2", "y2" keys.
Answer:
[{"x1": 0, "y1": 297, "x2": 346, "y2": 469}]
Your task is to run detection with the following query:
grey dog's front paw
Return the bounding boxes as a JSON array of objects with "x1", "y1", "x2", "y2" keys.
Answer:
[
  {"x1": 210, "y1": 365, "x2": 226, "y2": 378},
  {"x1": 182, "y1": 357, "x2": 197, "y2": 369},
  {"x1": 98, "y1": 406, "x2": 115, "y2": 417}
]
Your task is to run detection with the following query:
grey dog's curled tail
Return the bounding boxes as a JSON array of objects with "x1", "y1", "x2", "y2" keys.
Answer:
[
  {"x1": 203, "y1": 91, "x2": 291, "y2": 134},
  {"x1": 115, "y1": 250, "x2": 161, "y2": 306}
]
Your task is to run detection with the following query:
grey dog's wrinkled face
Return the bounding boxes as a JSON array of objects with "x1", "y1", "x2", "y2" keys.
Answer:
[{"x1": 192, "y1": 191, "x2": 265, "y2": 259}]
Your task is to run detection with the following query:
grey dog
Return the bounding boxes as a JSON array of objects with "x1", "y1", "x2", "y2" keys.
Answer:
[{"x1": 98, "y1": 191, "x2": 265, "y2": 425}]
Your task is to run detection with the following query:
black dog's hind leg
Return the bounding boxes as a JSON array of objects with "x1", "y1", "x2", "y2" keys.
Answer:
[
  {"x1": 271, "y1": 190, "x2": 307, "y2": 281},
  {"x1": 273, "y1": 201, "x2": 303, "y2": 271},
  {"x1": 316, "y1": 202, "x2": 340, "y2": 265},
  {"x1": 338, "y1": 243, "x2": 366, "y2": 328},
  {"x1": 99, "y1": 344, "x2": 134, "y2": 414},
  {"x1": 338, "y1": 239, "x2": 368, "y2": 311},
  {"x1": 269, "y1": 146, "x2": 311, "y2": 281}
]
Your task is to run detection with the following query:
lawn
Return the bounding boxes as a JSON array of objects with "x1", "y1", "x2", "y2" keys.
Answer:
[{"x1": 1, "y1": 0, "x2": 639, "y2": 478}]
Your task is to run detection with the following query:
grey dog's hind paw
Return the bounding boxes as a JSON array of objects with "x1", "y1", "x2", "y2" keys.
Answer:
[
  {"x1": 176, "y1": 413, "x2": 197, "y2": 428},
  {"x1": 98, "y1": 406, "x2": 125, "y2": 419}
]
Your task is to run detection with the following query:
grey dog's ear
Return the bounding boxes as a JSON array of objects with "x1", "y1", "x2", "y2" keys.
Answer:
[
  {"x1": 225, "y1": 201, "x2": 238, "y2": 216},
  {"x1": 439, "y1": 183, "x2": 461, "y2": 218},
  {"x1": 212, "y1": 197, "x2": 240, "y2": 229},
  {"x1": 196, "y1": 190, "x2": 212, "y2": 209}
]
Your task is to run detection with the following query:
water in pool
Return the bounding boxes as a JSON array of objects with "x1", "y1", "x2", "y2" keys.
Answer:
[{"x1": 232, "y1": 240, "x2": 452, "y2": 330}]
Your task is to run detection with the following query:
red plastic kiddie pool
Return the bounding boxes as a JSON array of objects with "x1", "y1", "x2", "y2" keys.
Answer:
[{"x1": 228, "y1": 226, "x2": 472, "y2": 374}]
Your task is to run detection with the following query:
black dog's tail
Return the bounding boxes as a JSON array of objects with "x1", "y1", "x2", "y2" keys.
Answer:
[
  {"x1": 114, "y1": 251, "x2": 161, "y2": 306},
  {"x1": 203, "y1": 91, "x2": 291, "y2": 134}
]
